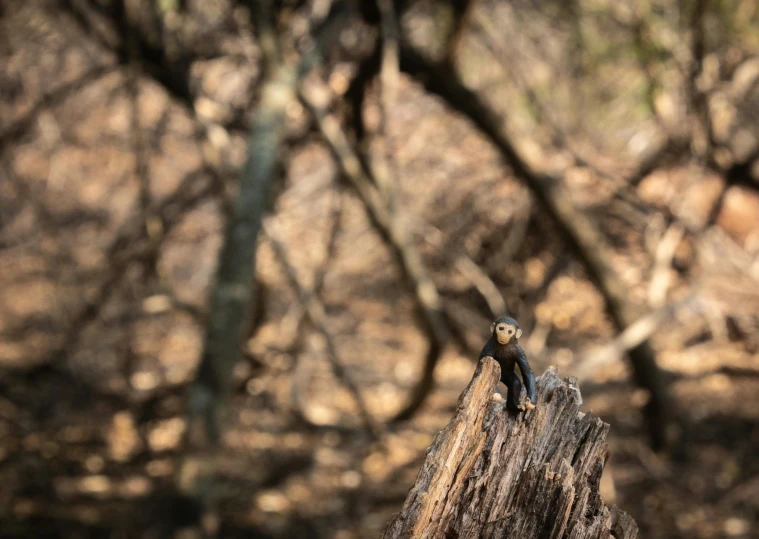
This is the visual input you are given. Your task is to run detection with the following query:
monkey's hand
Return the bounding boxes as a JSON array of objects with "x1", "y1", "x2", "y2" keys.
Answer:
[{"x1": 524, "y1": 401, "x2": 536, "y2": 411}]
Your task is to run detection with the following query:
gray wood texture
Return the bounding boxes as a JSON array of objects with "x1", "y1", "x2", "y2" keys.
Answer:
[{"x1": 382, "y1": 358, "x2": 638, "y2": 539}]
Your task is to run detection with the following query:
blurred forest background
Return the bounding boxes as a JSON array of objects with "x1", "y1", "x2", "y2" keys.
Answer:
[{"x1": 1, "y1": 0, "x2": 759, "y2": 537}]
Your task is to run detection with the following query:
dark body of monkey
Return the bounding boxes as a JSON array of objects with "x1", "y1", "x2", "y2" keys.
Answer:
[{"x1": 479, "y1": 316, "x2": 537, "y2": 411}]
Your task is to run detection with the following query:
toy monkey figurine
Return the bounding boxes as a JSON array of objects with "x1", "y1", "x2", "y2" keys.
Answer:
[{"x1": 480, "y1": 316, "x2": 537, "y2": 411}]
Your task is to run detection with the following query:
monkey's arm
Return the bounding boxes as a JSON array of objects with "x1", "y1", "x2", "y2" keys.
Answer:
[
  {"x1": 479, "y1": 340, "x2": 511, "y2": 387},
  {"x1": 515, "y1": 345, "x2": 537, "y2": 406},
  {"x1": 479, "y1": 339, "x2": 496, "y2": 360}
]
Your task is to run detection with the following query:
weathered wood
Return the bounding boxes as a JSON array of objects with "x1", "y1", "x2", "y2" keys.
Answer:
[{"x1": 382, "y1": 358, "x2": 638, "y2": 539}]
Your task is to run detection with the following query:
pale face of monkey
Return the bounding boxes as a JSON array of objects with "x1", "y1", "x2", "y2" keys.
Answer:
[{"x1": 490, "y1": 322, "x2": 522, "y2": 345}]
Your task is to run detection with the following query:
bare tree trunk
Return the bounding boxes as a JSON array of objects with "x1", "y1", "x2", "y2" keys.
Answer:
[
  {"x1": 382, "y1": 359, "x2": 638, "y2": 539},
  {"x1": 186, "y1": 0, "x2": 295, "y2": 443},
  {"x1": 185, "y1": 0, "x2": 347, "y2": 446}
]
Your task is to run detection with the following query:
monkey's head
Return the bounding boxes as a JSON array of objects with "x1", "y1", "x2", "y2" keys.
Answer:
[{"x1": 490, "y1": 316, "x2": 522, "y2": 345}]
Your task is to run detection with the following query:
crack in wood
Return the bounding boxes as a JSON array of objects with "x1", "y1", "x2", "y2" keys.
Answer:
[{"x1": 382, "y1": 358, "x2": 638, "y2": 539}]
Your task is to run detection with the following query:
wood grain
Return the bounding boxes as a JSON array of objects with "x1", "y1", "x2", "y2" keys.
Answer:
[{"x1": 382, "y1": 358, "x2": 638, "y2": 539}]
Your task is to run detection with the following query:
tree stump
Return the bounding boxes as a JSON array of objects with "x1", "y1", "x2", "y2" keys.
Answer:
[{"x1": 382, "y1": 358, "x2": 638, "y2": 539}]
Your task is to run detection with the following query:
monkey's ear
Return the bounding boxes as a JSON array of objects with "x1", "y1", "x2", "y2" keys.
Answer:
[
  {"x1": 516, "y1": 329, "x2": 522, "y2": 339},
  {"x1": 490, "y1": 322, "x2": 495, "y2": 334}
]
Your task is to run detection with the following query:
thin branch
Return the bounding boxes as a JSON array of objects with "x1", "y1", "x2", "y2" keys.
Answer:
[
  {"x1": 471, "y1": 11, "x2": 612, "y2": 179},
  {"x1": 484, "y1": 198, "x2": 532, "y2": 275},
  {"x1": 22, "y1": 168, "x2": 214, "y2": 377},
  {"x1": 264, "y1": 223, "x2": 382, "y2": 441},
  {"x1": 377, "y1": 0, "x2": 400, "y2": 111},
  {"x1": 454, "y1": 256, "x2": 508, "y2": 318},
  {"x1": 0, "y1": 65, "x2": 113, "y2": 149},
  {"x1": 630, "y1": 15, "x2": 667, "y2": 131},
  {"x1": 685, "y1": 0, "x2": 713, "y2": 160},
  {"x1": 375, "y1": 0, "x2": 401, "y2": 186},
  {"x1": 398, "y1": 44, "x2": 673, "y2": 448},
  {"x1": 423, "y1": 223, "x2": 508, "y2": 318},
  {"x1": 277, "y1": 188, "x2": 344, "y2": 355},
  {"x1": 301, "y1": 87, "x2": 449, "y2": 421},
  {"x1": 444, "y1": 0, "x2": 477, "y2": 65},
  {"x1": 577, "y1": 296, "x2": 697, "y2": 381},
  {"x1": 368, "y1": 0, "x2": 402, "y2": 208},
  {"x1": 471, "y1": 12, "x2": 685, "y2": 198},
  {"x1": 648, "y1": 223, "x2": 684, "y2": 308},
  {"x1": 626, "y1": 138, "x2": 688, "y2": 187}
]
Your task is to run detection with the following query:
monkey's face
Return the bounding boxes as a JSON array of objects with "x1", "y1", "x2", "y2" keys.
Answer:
[{"x1": 490, "y1": 321, "x2": 522, "y2": 345}]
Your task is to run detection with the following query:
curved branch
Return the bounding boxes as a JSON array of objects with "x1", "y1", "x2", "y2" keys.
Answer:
[
  {"x1": 301, "y1": 88, "x2": 449, "y2": 422},
  {"x1": 186, "y1": 0, "x2": 348, "y2": 446},
  {"x1": 398, "y1": 45, "x2": 673, "y2": 448},
  {"x1": 265, "y1": 224, "x2": 382, "y2": 440}
]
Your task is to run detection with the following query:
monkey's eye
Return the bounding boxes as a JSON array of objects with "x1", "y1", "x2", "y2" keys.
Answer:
[
  {"x1": 498, "y1": 326, "x2": 505, "y2": 331},
  {"x1": 508, "y1": 329, "x2": 513, "y2": 334}
]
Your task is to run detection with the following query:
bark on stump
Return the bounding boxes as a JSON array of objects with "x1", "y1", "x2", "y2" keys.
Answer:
[{"x1": 382, "y1": 358, "x2": 638, "y2": 539}]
